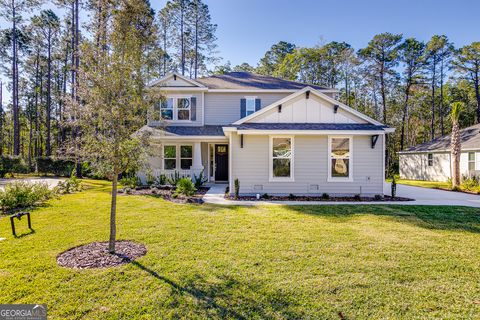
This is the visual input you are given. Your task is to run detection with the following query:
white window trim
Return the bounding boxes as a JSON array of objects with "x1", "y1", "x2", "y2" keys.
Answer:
[
  {"x1": 327, "y1": 135, "x2": 353, "y2": 182},
  {"x1": 269, "y1": 135, "x2": 294, "y2": 182},
  {"x1": 162, "y1": 144, "x2": 193, "y2": 170},
  {"x1": 245, "y1": 96, "x2": 257, "y2": 116},
  {"x1": 469, "y1": 152, "x2": 479, "y2": 171},
  {"x1": 427, "y1": 153, "x2": 433, "y2": 167},
  {"x1": 161, "y1": 95, "x2": 193, "y2": 122}
]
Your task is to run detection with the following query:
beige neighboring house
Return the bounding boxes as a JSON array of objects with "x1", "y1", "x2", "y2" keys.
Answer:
[
  {"x1": 399, "y1": 123, "x2": 480, "y2": 182},
  {"x1": 138, "y1": 72, "x2": 394, "y2": 196}
]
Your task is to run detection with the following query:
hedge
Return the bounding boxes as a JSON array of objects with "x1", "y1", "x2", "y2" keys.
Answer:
[
  {"x1": 36, "y1": 157, "x2": 75, "y2": 177},
  {"x1": 0, "y1": 156, "x2": 28, "y2": 177}
]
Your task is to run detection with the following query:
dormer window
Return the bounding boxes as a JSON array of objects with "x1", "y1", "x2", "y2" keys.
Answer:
[
  {"x1": 159, "y1": 96, "x2": 195, "y2": 121},
  {"x1": 246, "y1": 97, "x2": 256, "y2": 116}
]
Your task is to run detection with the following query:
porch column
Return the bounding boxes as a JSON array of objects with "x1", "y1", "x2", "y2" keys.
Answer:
[{"x1": 190, "y1": 141, "x2": 204, "y2": 178}]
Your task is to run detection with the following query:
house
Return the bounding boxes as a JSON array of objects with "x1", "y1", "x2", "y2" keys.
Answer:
[
  {"x1": 138, "y1": 72, "x2": 394, "y2": 196},
  {"x1": 399, "y1": 123, "x2": 480, "y2": 182}
]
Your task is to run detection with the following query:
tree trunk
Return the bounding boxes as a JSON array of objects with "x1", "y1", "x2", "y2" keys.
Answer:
[
  {"x1": 475, "y1": 70, "x2": 480, "y2": 124},
  {"x1": 430, "y1": 59, "x2": 436, "y2": 140},
  {"x1": 46, "y1": 31, "x2": 52, "y2": 157},
  {"x1": 400, "y1": 84, "x2": 411, "y2": 150},
  {"x1": 109, "y1": 172, "x2": 118, "y2": 253},
  {"x1": 194, "y1": 7, "x2": 198, "y2": 78},
  {"x1": 440, "y1": 59, "x2": 445, "y2": 135},
  {"x1": 12, "y1": 1, "x2": 20, "y2": 156},
  {"x1": 180, "y1": 3, "x2": 185, "y2": 75},
  {"x1": 0, "y1": 81, "x2": 3, "y2": 156},
  {"x1": 451, "y1": 122, "x2": 461, "y2": 188}
]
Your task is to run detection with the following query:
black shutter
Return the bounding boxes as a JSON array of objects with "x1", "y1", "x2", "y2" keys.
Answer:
[
  {"x1": 240, "y1": 98, "x2": 246, "y2": 118},
  {"x1": 190, "y1": 97, "x2": 197, "y2": 121},
  {"x1": 255, "y1": 98, "x2": 261, "y2": 111}
]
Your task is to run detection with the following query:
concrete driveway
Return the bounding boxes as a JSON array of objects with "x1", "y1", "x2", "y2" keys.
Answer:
[
  {"x1": 384, "y1": 183, "x2": 480, "y2": 208},
  {"x1": 0, "y1": 177, "x2": 64, "y2": 189}
]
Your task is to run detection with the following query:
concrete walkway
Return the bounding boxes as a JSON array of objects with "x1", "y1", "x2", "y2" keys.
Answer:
[
  {"x1": 0, "y1": 177, "x2": 64, "y2": 189},
  {"x1": 203, "y1": 183, "x2": 480, "y2": 208}
]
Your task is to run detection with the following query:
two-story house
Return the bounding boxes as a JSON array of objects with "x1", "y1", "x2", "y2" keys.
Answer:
[{"x1": 138, "y1": 72, "x2": 394, "y2": 196}]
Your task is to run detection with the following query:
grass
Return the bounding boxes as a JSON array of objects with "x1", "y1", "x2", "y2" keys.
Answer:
[
  {"x1": 1, "y1": 180, "x2": 480, "y2": 319},
  {"x1": 388, "y1": 175, "x2": 480, "y2": 194}
]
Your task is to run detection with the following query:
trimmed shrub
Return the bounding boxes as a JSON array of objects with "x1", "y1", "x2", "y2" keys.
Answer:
[
  {"x1": 321, "y1": 193, "x2": 330, "y2": 200},
  {"x1": 119, "y1": 176, "x2": 139, "y2": 189},
  {"x1": 0, "y1": 181, "x2": 55, "y2": 212},
  {"x1": 193, "y1": 170, "x2": 208, "y2": 188},
  {"x1": 234, "y1": 178, "x2": 240, "y2": 199},
  {"x1": 174, "y1": 177, "x2": 196, "y2": 197},
  {"x1": 153, "y1": 174, "x2": 167, "y2": 187},
  {"x1": 391, "y1": 175, "x2": 397, "y2": 198},
  {"x1": 167, "y1": 171, "x2": 182, "y2": 186},
  {"x1": 36, "y1": 157, "x2": 75, "y2": 177},
  {"x1": 0, "y1": 156, "x2": 28, "y2": 177}
]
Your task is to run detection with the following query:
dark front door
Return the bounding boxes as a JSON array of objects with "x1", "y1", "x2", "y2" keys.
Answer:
[{"x1": 215, "y1": 144, "x2": 228, "y2": 181}]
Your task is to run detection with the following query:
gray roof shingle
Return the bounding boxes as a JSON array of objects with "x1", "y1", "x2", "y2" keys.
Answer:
[
  {"x1": 163, "y1": 125, "x2": 225, "y2": 136},
  {"x1": 401, "y1": 123, "x2": 480, "y2": 153},
  {"x1": 233, "y1": 123, "x2": 388, "y2": 131},
  {"x1": 196, "y1": 72, "x2": 331, "y2": 91}
]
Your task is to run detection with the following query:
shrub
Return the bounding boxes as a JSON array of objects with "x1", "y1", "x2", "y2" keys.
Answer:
[
  {"x1": 234, "y1": 178, "x2": 240, "y2": 199},
  {"x1": 56, "y1": 170, "x2": 82, "y2": 194},
  {"x1": 0, "y1": 181, "x2": 55, "y2": 212},
  {"x1": 119, "y1": 175, "x2": 138, "y2": 189},
  {"x1": 193, "y1": 170, "x2": 208, "y2": 188},
  {"x1": 0, "y1": 156, "x2": 28, "y2": 177},
  {"x1": 374, "y1": 194, "x2": 384, "y2": 201},
  {"x1": 36, "y1": 157, "x2": 75, "y2": 177},
  {"x1": 354, "y1": 194, "x2": 361, "y2": 201},
  {"x1": 321, "y1": 193, "x2": 330, "y2": 200},
  {"x1": 174, "y1": 177, "x2": 196, "y2": 197},
  {"x1": 153, "y1": 174, "x2": 167, "y2": 187},
  {"x1": 261, "y1": 193, "x2": 270, "y2": 200},
  {"x1": 146, "y1": 172, "x2": 155, "y2": 186},
  {"x1": 461, "y1": 175, "x2": 479, "y2": 192},
  {"x1": 288, "y1": 193, "x2": 295, "y2": 200},
  {"x1": 391, "y1": 175, "x2": 397, "y2": 198},
  {"x1": 167, "y1": 171, "x2": 182, "y2": 186}
]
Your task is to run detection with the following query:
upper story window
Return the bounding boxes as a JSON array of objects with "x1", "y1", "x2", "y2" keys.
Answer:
[
  {"x1": 159, "y1": 96, "x2": 194, "y2": 121},
  {"x1": 427, "y1": 153, "x2": 433, "y2": 166},
  {"x1": 328, "y1": 136, "x2": 352, "y2": 181},
  {"x1": 246, "y1": 97, "x2": 256, "y2": 116}
]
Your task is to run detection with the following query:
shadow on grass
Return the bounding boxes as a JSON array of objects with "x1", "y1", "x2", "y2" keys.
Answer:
[
  {"x1": 285, "y1": 204, "x2": 480, "y2": 233},
  {"x1": 131, "y1": 261, "x2": 302, "y2": 319}
]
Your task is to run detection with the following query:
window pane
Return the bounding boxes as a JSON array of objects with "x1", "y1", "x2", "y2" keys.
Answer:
[
  {"x1": 164, "y1": 146, "x2": 176, "y2": 158},
  {"x1": 246, "y1": 98, "x2": 255, "y2": 111},
  {"x1": 164, "y1": 159, "x2": 176, "y2": 170},
  {"x1": 181, "y1": 145, "x2": 192, "y2": 158},
  {"x1": 469, "y1": 152, "x2": 475, "y2": 161},
  {"x1": 178, "y1": 98, "x2": 190, "y2": 109},
  {"x1": 181, "y1": 159, "x2": 192, "y2": 170},
  {"x1": 272, "y1": 138, "x2": 291, "y2": 158},
  {"x1": 331, "y1": 138, "x2": 350, "y2": 158},
  {"x1": 161, "y1": 109, "x2": 173, "y2": 120},
  {"x1": 469, "y1": 162, "x2": 475, "y2": 171},
  {"x1": 332, "y1": 158, "x2": 349, "y2": 177},
  {"x1": 162, "y1": 98, "x2": 173, "y2": 109},
  {"x1": 178, "y1": 110, "x2": 190, "y2": 120},
  {"x1": 273, "y1": 159, "x2": 291, "y2": 177}
]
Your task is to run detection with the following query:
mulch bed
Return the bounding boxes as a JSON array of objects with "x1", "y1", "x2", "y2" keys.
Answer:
[
  {"x1": 57, "y1": 241, "x2": 147, "y2": 269},
  {"x1": 119, "y1": 186, "x2": 209, "y2": 204},
  {"x1": 229, "y1": 195, "x2": 413, "y2": 202}
]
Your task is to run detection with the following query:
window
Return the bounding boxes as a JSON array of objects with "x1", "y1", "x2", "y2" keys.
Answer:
[
  {"x1": 427, "y1": 153, "x2": 433, "y2": 166},
  {"x1": 246, "y1": 97, "x2": 256, "y2": 116},
  {"x1": 177, "y1": 98, "x2": 191, "y2": 120},
  {"x1": 180, "y1": 145, "x2": 193, "y2": 169},
  {"x1": 469, "y1": 152, "x2": 477, "y2": 171},
  {"x1": 270, "y1": 137, "x2": 293, "y2": 180},
  {"x1": 329, "y1": 136, "x2": 352, "y2": 180},
  {"x1": 164, "y1": 145, "x2": 176, "y2": 170},
  {"x1": 160, "y1": 98, "x2": 174, "y2": 120}
]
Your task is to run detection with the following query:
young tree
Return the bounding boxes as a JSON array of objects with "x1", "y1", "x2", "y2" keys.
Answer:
[
  {"x1": 454, "y1": 42, "x2": 480, "y2": 123},
  {"x1": 75, "y1": 0, "x2": 156, "y2": 253},
  {"x1": 0, "y1": 0, "x2": 41, "y2": 155},
  {"x1": 450, "y1": 102, "x2": 463, "y2": 188},
  {"x1": 398, "y1": 38, "x2": 426, "y2": 150}
]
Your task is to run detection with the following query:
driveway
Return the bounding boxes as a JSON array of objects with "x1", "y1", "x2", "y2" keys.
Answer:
[
  {"x1": 384, "y1": 183, "x2": 480, "y2": 208},
  {"x1": 0, "y1": 177, "x2": 64, "y2": 189}
]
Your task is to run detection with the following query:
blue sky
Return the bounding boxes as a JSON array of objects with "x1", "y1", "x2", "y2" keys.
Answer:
[{"x1": 1, "y1": 0, "x2": 479, "y2": 100}]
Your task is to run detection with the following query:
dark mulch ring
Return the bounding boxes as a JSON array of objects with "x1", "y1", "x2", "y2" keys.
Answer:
[
  {"x1": 229, "y1": 195, "x2": 413, "y2": 202},
  {"x1": 57, "y1": 241, "x2": 147, "y2": 269},
  {"x1": 119, "y1": 186, "x2": 209, "y2": 204}
]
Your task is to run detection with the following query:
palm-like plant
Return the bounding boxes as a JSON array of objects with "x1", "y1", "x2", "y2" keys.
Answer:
[{"x1": 450, "y1": 102, "x2": 464, "y2": 189}]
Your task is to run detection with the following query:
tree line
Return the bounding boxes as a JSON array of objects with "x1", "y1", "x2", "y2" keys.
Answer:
[{"x1": 219, "y1": 36, "x2": 480, "y2": 171}]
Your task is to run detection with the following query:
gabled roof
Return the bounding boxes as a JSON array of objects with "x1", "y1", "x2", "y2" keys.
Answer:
[
  {"x1": 233, "y1": 86, "x2": 388, "y2": 128},
  {"x1": 233, "y1": 123, "x2": 387, "y2": 131},
  {"x1": 195, "y1": 72, "x2": 332, "y2": 91},
  {"x1": 399, "y1": 123, "x2": 480, "y2": 153},
  {"x1": 148, "y1": 72, "x2": 206, "y2": 88}
]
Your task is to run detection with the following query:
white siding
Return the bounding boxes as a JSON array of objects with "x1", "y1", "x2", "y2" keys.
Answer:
[
  {"x1": 399, "y1": 151, "x2": 479, "y2": 182},
  {"x1": 231, "y1": 133, "x2": 384, "y2": 196},
  {"x1": 204, "y1": 92, "x2": 289, "y2": 125},
  {"x1": 252, "y1": 94, "x2": 367, "y2": 124}
]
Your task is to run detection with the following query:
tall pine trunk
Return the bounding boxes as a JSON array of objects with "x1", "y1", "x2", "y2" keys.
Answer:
[
  {"x1": 12, "y1": 1, "x2": 20, "y2": 155},
  {"x1": 430, "y1": 59, "x2": 436, "y2": 140},
  {"x1": 400, "y1": 83, "x2": 411, "y2": 150},
  {"x1": 440, "y1": 59, "x2": 445, "y2": 135},
  {"x1": 46, "y1": 31, "x2": 52, "y2": 156}
]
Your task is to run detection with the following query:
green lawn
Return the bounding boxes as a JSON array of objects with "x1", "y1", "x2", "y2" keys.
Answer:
[
  {"x1": 1, "y1": 180, "x2": 480, "y2": 319},
  {"x1": 391, "y1": 177, "x2": 452, "y2": 190}
]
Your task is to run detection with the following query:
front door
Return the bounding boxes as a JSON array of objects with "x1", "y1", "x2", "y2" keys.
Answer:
[{"x1": 215, "y1": 144, "x2": 228, "y2": 181}]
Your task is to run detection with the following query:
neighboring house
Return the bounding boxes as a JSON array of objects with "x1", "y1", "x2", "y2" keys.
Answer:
[
  {"x1": 399, "y1": 123, "x2": 480, "y2": 182},
  {"x1": 138, "y1": 72, "x2": 394, "y2": 196}
]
